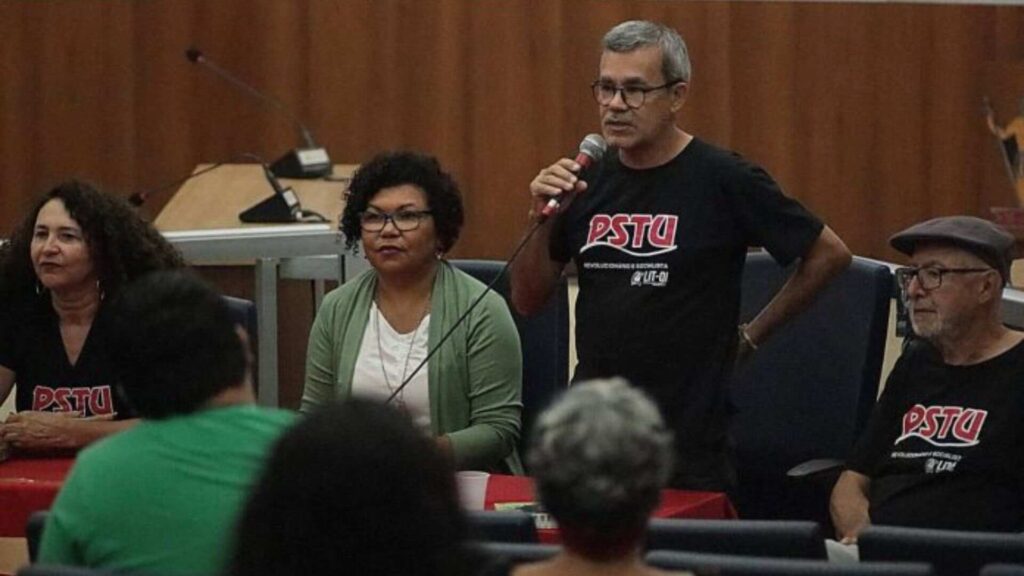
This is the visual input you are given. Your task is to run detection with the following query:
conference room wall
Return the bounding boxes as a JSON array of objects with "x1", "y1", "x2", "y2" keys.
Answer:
[
  {"x1": 2, "y1": 1, "x2": 1022, "y2": 407},
  {"x1": 2, "y1": 1, "x2": 1024, "y2": 263}
]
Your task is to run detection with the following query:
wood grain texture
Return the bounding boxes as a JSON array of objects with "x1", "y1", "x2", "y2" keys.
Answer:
[
  {"x1": 4, "y1": 1, "x2": 1024, "y2": 406},
  {"x1": 4, "y1": 0, "x2": 1024, "y2": 261}
]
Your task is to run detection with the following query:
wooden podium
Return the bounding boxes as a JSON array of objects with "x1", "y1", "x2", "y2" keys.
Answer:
[{"x1": 155, "y1": 164, "x2": 358, "y2": 406}]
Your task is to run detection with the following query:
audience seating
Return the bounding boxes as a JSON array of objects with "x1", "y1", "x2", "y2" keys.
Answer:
[
  {"x1": 18, "y1": 567, "x2": 116, "y2": 576},
  {"x1": 645, "y1": 518, "x2": 826, "y2": 558},
  {"x1": 451, "y1": 260, "x2": 569, "y2": 465},
  {"x1": 223, "y1": 293, "x2": 257, "y2": 348},
  {"x1": 732, "y1": 253, "x2": 893, "y2": 521},
  {"x1": 223, "y1": 295, "x2": 258, "y2": 388},
  {"x1": 982, "y1": 565, "x2": 1024, "y2": 576},
  {"x1": 470, "y1": 541, "x2": 560, "y2": 565},
  {"x1": 25, "y1": 510, "x2": 48, "y2": 563},
  {"x1": 646, "y1": 550, "x2": 933, "y2": 576},
  {"x1": 466, "y1": 510, "x2": 538, "y2": 543},
  {"x1": 858, "y1": 525, "x2": 1024, "y2": 576}
]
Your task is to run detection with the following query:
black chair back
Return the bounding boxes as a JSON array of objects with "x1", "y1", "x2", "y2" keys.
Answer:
[
  {"x1": 222, "y1": 295, "x2": 257, "y2": 386},
  {"x1": 471, "y1": 541, "x2": 560, "y2": 564},
  {"x1": 732, "y1": 253, "x2": 893, "y2": 520},
  {"x1": 646, "y1": 518, "x2": 826, "y2": 559},
  {"x1": 646, "y1": 550, "x2": 933, "y2": 576},
  {"x1": 982, "y1": 564, "x2": 1024, "y2": 576},
  {"x1": 466, "y1": 510, "x2": 538, "y2": 543},
  {"x1": 451, "y1": 260, "x2": 569, "y2": 464},
  {"x1": 26, "y1": 510, "x2": 48, "y2": 563},
  {"x1": 859, "y1": 525, "x2": 1024, "y2": 576}
]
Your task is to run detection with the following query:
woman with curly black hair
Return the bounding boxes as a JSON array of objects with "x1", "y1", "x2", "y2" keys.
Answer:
[
  {"x1": 0, "y1": 180, "x2": 184, "y2": 451},
  {"x1": 301, "y1": 151, "x2": 524, "y2": 473}
]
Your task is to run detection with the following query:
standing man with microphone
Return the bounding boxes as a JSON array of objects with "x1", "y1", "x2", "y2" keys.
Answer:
[{"x1": 510, "y1": 20, "x2": 852, "y2": 494}]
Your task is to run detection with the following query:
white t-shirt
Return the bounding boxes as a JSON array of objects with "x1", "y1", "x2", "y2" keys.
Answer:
[{"x1": 352, "y1": 302, "x2": 431, "y2": 428}]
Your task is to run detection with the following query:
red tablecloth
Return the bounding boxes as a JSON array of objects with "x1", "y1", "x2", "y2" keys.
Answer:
[
  {"x1": 0, "y1": 458, "x2": 74, "y2": 537},
  {"x1": 485, "y1": 474, "x2": 737, "y2": 543},
  {"x1": 0, "y1": 462, "x2": 738, "y2": 540}
]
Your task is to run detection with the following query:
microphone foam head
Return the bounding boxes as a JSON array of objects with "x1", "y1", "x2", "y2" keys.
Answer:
[{"x1": 579, "y1": 133, "x2": 607, "y2": 161}]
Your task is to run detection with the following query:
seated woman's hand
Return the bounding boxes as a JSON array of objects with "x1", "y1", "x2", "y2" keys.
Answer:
[{"x1": 0, "y1": 411, "x2": 113, "y2": 450}]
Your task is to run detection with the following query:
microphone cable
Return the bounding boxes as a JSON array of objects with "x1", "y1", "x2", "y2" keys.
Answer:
[
  {"x1": 129, "y1": 151, "x2": 267, "y2": 207},
  {"x1": 385, "y1": 136, "x2": 604, "y2": 404},
  {"x1": 385, "y1": 215, "x2": 549, "y2": 405}
]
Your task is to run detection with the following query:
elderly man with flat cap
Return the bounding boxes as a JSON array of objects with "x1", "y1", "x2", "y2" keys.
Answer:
[{"x1": 831, "y1": 215, "x2": 1024, "y2": 542}]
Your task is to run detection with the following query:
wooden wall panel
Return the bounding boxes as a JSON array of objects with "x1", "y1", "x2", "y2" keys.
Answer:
[
  {"x1": 4, "y1": 0, "x2": 1024, "y2": 260},
  {"x1": 5, "y1": 0, "x2": 1024, "y2": 405}
]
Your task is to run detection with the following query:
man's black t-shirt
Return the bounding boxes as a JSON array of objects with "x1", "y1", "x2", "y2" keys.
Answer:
[
  {"x1": 0, "y1": 296, "x2": 132, "y2": 418},
  {"x1": 848, "y1": 339, "x2": 1024, "y2": 532},
  {"x1": 550, "y1": 138, "x2": 823, "y2": 490}
]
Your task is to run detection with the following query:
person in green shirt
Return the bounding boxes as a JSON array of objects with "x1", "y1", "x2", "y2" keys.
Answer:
[{"x1": 37, "y1": 270, "x2": 295, "y2": 576}]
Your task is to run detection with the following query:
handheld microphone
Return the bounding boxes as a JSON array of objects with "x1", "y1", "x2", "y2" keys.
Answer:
[
  {"x1": 184, "y1": 47, "x2": 332, "y2": 179},
  {"x1": 540, "y1": 134, "x2": 607, "y2": 219}
]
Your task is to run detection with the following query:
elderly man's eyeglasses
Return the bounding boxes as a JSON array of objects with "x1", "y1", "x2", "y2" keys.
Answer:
[
  {"x1": 894, "y1": 266, "x2": 994, "y2": 291},
  {"x1": 591, "y1": 80, "x2": 682, "y2": 109},
  {"x1": 359, "y1": 209, "x2": 433, "y2": 232}
]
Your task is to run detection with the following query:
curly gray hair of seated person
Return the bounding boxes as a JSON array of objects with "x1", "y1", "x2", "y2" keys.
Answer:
[{"x1": 528, "y1": 377, "x2": 674, "y2": 536}]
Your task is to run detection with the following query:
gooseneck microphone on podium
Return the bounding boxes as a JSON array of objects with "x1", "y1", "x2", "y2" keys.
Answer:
[{"x1": 184, "y1": 47, "x2": 332, "y2": 179}]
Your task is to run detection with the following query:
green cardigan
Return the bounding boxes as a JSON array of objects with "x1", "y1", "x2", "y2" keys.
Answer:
[{"x1": 302, "y1": 260, "x2": 524, "y2": 473}]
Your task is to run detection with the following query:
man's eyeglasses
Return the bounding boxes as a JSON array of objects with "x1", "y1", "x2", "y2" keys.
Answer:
[
  {"x1": 590, "y1": 80, "x2": 682, "y2": 109},
  {"x1": 359, "y1": 209, "x2": 433, "y2": 232},
  {"x1": 894, "y1": 266, "x2": 994, "y2": 291}
]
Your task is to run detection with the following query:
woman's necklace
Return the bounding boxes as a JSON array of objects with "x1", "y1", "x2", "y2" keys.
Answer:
[{"x1": 374, "y1": 296, "x2": 430, "y2": 409}]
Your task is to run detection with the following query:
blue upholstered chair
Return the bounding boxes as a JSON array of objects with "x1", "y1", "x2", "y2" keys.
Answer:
[
  {"x1": 222, "y1": 295, "x2": 257, "y2": 349},
  {"x1": 466, "y1": 510, "x2": 538, "y2": 543},
  {"x1": 471, "y1": 541, "x2": 561, "y2": 565},
  {"x1": 645, "y1": 518, "x2": 827, "y2": 559},
  {"x1": 222, "y1": 294, "x2": 257, "y2": 386},
  {"x1": 858, "y1": 525, "x2": 1024, "y2": 576},
  {"x1": 451, "y1": 260, "x2": 569, "y2": 465},
  {"x1": 646, "y1": 550, "x2": 933, "y2": 576},
  {"x1": 731, "y1": 253, "x2": 894, "y2": 521}
]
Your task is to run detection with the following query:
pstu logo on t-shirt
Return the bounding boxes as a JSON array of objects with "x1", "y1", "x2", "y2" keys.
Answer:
[
  {"x1": 895, "y1": 404, "x2": 988, "y2": 447},
  {"x1": 581, "y1": 213, "x2": 678, "y2": 257},
  {"x1": 32, "y1": 386, "x2": 114, "y2": 416}
]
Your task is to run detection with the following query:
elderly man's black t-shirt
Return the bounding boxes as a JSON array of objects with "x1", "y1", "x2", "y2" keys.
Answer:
[
  {"x1": 0, "y1": 296, "x2": 133, "y2": 418},
  {"x1": 848, "y1": 340, "x2": 1024, "y2": 531},
  {"x1": 550, "y1": 138, "x2": 823, "y2": 489}
]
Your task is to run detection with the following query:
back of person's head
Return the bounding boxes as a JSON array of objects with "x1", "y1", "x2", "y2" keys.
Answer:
[
  {"x1": 107, "y1": 269, "x2": 248, "y2": 419},
  {"x1": 229, "y1": 397, "x2": 472, "y2": 576},
  {"x1": 529, "y1": 377, "x2": 674, "y2": 560},
  {"x1": 0, "y1": 179, "x2": 183, "y2": 301}
]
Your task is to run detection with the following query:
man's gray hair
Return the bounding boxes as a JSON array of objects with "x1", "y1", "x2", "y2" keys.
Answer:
[
  {"x1": 528, "y1": 378, "x2": 674, "y2": 532},
  {"x1": 603, "y1": 20, "x2": 691, "y2": 84}
]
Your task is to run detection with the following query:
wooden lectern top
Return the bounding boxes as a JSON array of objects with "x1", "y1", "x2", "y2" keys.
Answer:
[{"x1": 154, "y1": 164, "x2": 357, "y2": 231}]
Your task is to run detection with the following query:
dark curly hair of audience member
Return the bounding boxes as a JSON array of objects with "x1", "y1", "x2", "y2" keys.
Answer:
[
  {"x1": 339, "y1": 151, "x2": 464, "y2": 253},
  {"x1": 529, "y1": 377, "x2": 674, "y2": 561},
  {"x1": 107, "y1": 270, "x2": 248, "y2": 419},
  {"x1": 228, "y1": 398, "x2": 475, "y2": 576},
  {"x1": 0, "y1": 180, "x2": 184, "y2": 302}
]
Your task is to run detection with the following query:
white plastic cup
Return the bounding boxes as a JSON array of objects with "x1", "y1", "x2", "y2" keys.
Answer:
[{"x1": 456, "y1": 471, "x2": 490, "y2": 510}]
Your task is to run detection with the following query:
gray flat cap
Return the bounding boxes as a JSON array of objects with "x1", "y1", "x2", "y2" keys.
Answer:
[{"x1": 890, "y1": 215, "x2": 1016, "y2": 281}]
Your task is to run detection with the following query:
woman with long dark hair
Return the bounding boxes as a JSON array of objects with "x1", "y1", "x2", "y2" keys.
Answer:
[{"x1": 0, "y1": 180, "x2": 183, "y2": 451}]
